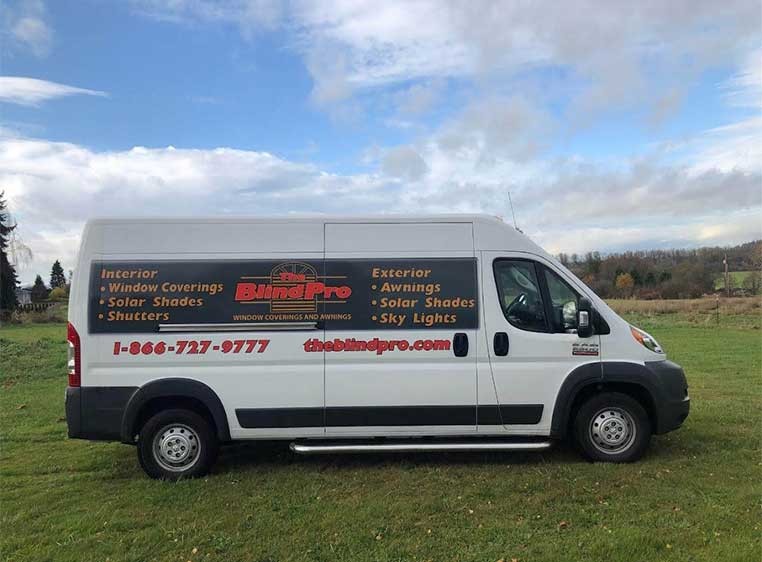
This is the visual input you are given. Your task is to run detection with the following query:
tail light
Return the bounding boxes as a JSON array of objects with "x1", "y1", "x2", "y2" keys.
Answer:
[{"x1": 67, "y1": 322, "x2": 81, "y2": 387}]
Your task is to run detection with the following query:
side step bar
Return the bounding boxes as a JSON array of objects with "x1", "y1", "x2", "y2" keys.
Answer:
[{"x1": 290, "y1": 440, "x2": 553, "y2": 455}]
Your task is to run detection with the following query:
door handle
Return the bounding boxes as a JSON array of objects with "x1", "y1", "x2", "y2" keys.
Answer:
[
  {"x1": 493, "y1": 332, "x2": 509, "y2": 356},
  {"x1": 453, "y1": 332, "x2": 469, "y2": 357}
]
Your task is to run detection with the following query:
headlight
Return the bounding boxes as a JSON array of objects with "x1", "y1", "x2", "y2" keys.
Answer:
[{"x1": 630, "y1": 326, "x2": 663, "y2": 353}]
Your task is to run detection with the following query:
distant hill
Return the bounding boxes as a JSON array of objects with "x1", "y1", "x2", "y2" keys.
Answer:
[{"x1": 560, "y1": 240, "x2": 762, "y2": 299}]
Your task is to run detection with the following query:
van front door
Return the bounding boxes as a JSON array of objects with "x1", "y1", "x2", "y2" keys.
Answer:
[{"x1": 481, "y1": 252, "x2": 602, "y2": 435}]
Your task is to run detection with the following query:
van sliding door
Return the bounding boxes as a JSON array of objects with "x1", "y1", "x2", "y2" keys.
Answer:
[{"x1": 322, "y1": 222, "x2": 478, "y2": 436}]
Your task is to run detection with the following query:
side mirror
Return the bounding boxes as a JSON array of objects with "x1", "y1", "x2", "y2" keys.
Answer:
[{"x1": 577, "y1": 297, "x2": 594, "y2": 338}]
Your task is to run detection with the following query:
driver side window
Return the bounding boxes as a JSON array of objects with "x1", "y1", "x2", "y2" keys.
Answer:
[{"x1": 493, "y1": 260, "x2": 548, "y2": 332}]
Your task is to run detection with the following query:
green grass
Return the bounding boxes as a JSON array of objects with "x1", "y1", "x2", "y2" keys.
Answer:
[{"x1": 1, "y1": 317, "x2": 761, "y2": 562}]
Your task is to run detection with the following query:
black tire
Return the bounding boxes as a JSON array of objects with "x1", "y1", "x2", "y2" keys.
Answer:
[
  {"x1": 137, "y1": 409, "x2": 218, "y2": 480},
  {"x1": 573, "y1": 392, "x2": 651, "y2": 463}
]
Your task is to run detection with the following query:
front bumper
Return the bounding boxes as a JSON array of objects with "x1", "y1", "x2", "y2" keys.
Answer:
[
  {"x1": 657, "y1": 396, "x2": 690, "y2": 434},
  {"x1": 646, "y1": 360, "x2": 690, "y2": 434}
]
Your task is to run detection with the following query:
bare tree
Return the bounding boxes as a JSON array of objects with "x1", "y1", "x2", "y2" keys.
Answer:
[{"x1": 5, "y1": 208, "x2": 33, "y2": 269}]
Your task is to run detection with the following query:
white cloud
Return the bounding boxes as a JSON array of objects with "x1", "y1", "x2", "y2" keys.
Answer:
[
  {"x1": 130, "y1": 0, "x2": 282, "y2": 34},
  {"x1": 723, "y1": 48, "x2": 762, "y2": 109},
  {"x1": 304, "y1": 42, "x2": 353, "y2": 104},
  {"x1": 689, "y1": 51, "x2": 762, "y2": 174},
  {"x1": 0, "y1": 137, "x2": 396, "y2": 283},
  {"x1": 436, "y1": 96, "x2": 551, "y2": 162},
  {"x1": 3, "y1": 120, "x2": 759, "y2": 285},
  {"x1": 393, "y1": 80, "x2": 444, "y2": 115},
  {"x1": 535, "y1": 210, "x2": 762, "y2": 256},
  {"x1": 12, "y1": 16, "x2": 51, "y2": 57},
  {"x1": 132, "y1": 0, "x2": 761, "y2": 121},
  {"x1": 371, "y1": 83, "x2": 761, "y2": 253},
  {"x1": 689, "y1": 117, "x2": 762, "y2": 175},
  {"x1": 529, "y1": 164, "x2": 761, "y2": 223},
  {"x1": 0, "y1": 77, "x2": 108, "y2": 107},
  {"x1": 291, "y1": 1, "x2": 474, "y2": 88},
  {"x1": 3, "y1": 0, "x2": 53, "y2": 57},
  {"x1": 381, "y1": 146, "x2": 428, "y2": 180}
]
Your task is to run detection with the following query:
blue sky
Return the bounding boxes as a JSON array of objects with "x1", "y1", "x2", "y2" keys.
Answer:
[
  {"x1": 1, "y1": 3, "x2": 748, "y2": 164},
  {"x1": 1, "y1": 0, "x2": 760, "y2": 284}
]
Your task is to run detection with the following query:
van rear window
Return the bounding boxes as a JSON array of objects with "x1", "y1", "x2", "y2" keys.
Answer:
[{"x1": 89, "y1": 258, "x2": 478, "y2": 333}]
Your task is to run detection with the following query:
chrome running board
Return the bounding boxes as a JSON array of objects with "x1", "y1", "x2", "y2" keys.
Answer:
[{"x1": 290, "y1": 440, "x2": 553, "y2": 455}]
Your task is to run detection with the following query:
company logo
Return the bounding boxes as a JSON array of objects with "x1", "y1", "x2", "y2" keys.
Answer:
[
  {"x1": 234, "y1": 262, "x2": 351, "y2": 313},
  {"x1": 572, "y1": 342, "x2": 599, "y2": 357}
]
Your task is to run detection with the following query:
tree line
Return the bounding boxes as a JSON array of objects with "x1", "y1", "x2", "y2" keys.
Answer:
[
  {"x1": 29, "y1": 260, "x2": 70, "y2": 302},
  {"x1": 559, "y1": 241, "x2": 762, "y2": 299}
]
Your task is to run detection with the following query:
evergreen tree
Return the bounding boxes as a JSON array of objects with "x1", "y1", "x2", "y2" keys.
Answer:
[
  {"x1": 50, "y1": 260, "x2": 66, "y2": 289},
  {"x1": 0, "y1": 192, "x2": 19, "y2": 310},
  {"x1": 31, "y1": 275, "x2": 49, "y2": 303}
]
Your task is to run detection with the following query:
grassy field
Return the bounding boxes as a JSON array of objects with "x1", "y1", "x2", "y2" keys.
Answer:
[
  {"x1": 607, "y1": 296, "x2": 761, "y2": 329},
  {"x1": 714, "y1": 271, "x2": 759, "y2": 291},
  {"x1": 1, "y1": 308, "x2": 761, "y2": 562}
]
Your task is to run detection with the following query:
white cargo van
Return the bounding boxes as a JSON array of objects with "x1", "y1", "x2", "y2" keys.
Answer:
[{"x1": 65, "y1": 215, "x2": 689, "y2": 479}]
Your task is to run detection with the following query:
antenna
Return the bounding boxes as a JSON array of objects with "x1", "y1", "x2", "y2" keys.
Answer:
[{"x1": 507, "y1": 191, "x2": 520, "y2": 231}]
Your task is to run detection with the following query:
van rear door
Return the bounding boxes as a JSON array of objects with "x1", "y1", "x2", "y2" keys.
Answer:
[
  {"x1": 323, "y1": 222, "x2": 479, "y2": 435},
  {"x1": 85, "y1": 220, "x2": 327, "y2": 440}
]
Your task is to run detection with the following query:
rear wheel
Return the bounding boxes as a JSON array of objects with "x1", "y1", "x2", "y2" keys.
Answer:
[
  {"x1": 137, "y1": 409, "x2": 218, "y2": 480},
  {"x1": 574, "y1": 392, "x2": 651, "y2": 463}
]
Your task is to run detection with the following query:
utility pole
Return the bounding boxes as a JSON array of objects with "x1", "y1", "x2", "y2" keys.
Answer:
[{"x1": 723, "y1": 253, "x2": 729, "y2": 298}]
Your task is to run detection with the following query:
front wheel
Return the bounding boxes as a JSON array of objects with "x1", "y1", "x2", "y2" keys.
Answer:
[
  {"x1": 137, "y1": 409, "x2": 218, "y2": 480},
  {"x1": 574, "y1": 392, "x2": 651, "y2": 463}
]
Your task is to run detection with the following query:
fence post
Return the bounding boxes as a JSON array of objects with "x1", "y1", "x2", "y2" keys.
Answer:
[{"x1": 715, "y1": 294, "x2": 720, "y2": 325}]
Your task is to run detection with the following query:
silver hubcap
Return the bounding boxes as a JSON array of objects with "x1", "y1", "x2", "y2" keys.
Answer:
[
  {"x1": 589, "y1": 407, "x2": 636, "y2": 454},
  {"x1": 153, "y1": 423, "x2": 201, "y2": 472}
]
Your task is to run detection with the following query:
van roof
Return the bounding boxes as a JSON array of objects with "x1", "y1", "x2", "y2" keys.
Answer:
[
  {"x1": 86, "y1": 213, "x2": 507, "y2": 225},
  {"x1": 81, "y1": 214, "x2": 546, "y2": 255}
]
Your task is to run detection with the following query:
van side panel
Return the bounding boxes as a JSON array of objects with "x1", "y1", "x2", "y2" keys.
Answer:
[
  {"x1": 325, "y1": 222, "x2": 474, "y2": 253},
  {"x1": 73, "y1": 221, "x2": 328, "y2": 440},
  {"x1": 323, "y1": 222, "x2": 479, "y2": 436}
]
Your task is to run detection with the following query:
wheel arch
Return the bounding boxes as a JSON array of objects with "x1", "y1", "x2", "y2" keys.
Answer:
[
  {"x1": 121, "y1": 378, "x2": 231, "y2": 444},
  {"x1": 551, "y1": 361, "x2": 659, "y2": 439}
]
